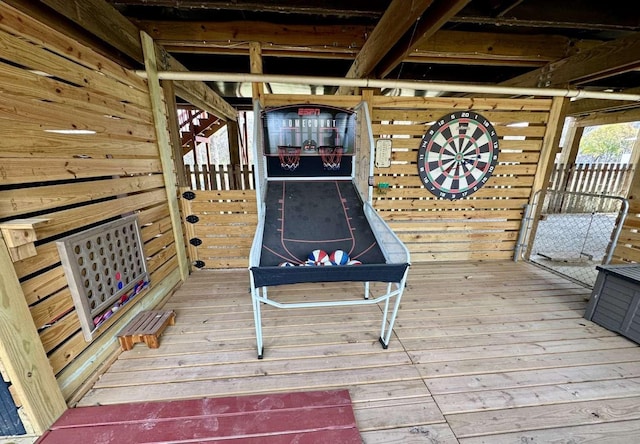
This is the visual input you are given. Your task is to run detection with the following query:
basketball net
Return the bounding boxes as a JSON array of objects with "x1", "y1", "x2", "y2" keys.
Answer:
[
  {"x1": 319, "y1": 146, "x2": 343, "y2": 171},
  {"x1": 278, "y1": 146, "x2": 301, "y2": 171}
]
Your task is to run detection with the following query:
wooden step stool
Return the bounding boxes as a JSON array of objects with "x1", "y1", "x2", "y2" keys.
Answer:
[{"x1": 118, "y1": 310, "x2": 175, "y2": 351}]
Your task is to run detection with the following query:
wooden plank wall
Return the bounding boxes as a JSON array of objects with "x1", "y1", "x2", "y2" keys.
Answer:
[
  {"x1": 613, "y1": 168, "x2": 640, "y2": 263},
  {"x1": 369, "y1": 96, "x2": 554, "y2": 262},
  {"x1": 181, "y1": 95, "x2": 362, "y2": 270},
  {"x1": 180, "y1": 189, "x2": 257, "y2": 268},
  {"x1": 0, "y1": 4, "x2": 179, "y2": 396},
  {"x1": 190, "y1": 95, "x2": 555, "y2": 267}
]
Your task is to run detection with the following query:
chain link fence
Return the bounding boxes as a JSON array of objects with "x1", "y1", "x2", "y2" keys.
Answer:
[{"x1": 518, "y1": 190, "x2": 628, "y2": 288}]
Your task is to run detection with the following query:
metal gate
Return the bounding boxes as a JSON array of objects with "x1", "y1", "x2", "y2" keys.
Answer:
[{"x1": 518, "y1": 190, "x2": 628, "y2": 288}]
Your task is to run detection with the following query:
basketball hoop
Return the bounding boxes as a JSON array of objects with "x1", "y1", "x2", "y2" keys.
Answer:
[
  {"x1": 319, "y1": 146, "x2": 343, "y2": 171},
  {"x1": 278, "y1": 146, "x2": 301, "y2": 171}
]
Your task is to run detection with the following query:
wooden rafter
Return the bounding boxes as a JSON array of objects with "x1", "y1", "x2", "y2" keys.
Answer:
[
  {"x1": 502, "y1": 32, "x2": 640, "y2": 88},
  {"x1": 409, "y1": 30, "x2": 598, "y2": 67},
  {"x1": 136, "y1": 20, "x2": 371, "y2": 49},
  {"x1": 335, "y1": 0, "x2": 436, "y2": 95},
  {"x1": 143, "y1": 21, "x2": 599, "y2": 68},
  {"x1": 376, "y1": 0, "x2": 471, "y2": 78},
  {"x1": 111, "y1": 0, "x2": 385, "y2": 19},
  {"x1": 568, "y1": 87, "x2": 640, "y2": 116}
]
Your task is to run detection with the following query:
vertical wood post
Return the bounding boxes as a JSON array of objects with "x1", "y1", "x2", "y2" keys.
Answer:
[
  {"x1": 249, "y1": 42, "x2": 265, "y2": 106},
  {"x1": 0, "y1": 238, "x2": 67, "y2": 434},
  {"x1": 558, "y1": 118, "x2": 585, "y2": 165},
  {"x1": 162, "y1": 80, "x2": 189, "y2": 188},
  {"x1": 140, "y1": 31, "x2": 190, "y2": 280},
  {"x1": 227, "y1": 120, "x2": 242, "y2": 186},
  {"x1": 556, "y1": 118, "x2": 585, "y2": 193},
  {"x1": 524, "y1": 97, "x2": 569, "y2": 260},
  {"x1": 628, "y1": 128, "x2": 640, "y2": 167}
]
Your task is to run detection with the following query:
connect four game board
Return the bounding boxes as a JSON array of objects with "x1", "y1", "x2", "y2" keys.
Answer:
[{"x1": 56, "y1": 215, "x2": 148, "y2": 341}]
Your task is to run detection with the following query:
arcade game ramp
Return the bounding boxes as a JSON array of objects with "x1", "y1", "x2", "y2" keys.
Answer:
[{"x1": 249, "y1": 179, "x2": 410, "y2": 358}]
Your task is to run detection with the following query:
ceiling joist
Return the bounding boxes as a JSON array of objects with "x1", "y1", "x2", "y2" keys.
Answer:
[
  {"x1": 376, "y1": 0, "x2": 471, "y2": 78},
  {"x1": 112, "y1": 0, "x2": 385, "y2": 19},
  {"x1": 503, "y1": 32, "x2": 640, "y2": 88},
  {"x1": 335, "y1": 0, "x2": 436, "y2": 94}
]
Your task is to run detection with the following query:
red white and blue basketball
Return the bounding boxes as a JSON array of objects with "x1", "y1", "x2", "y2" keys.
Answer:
[
  {"x1": 330, "y1": 250, "x2": 350, "y2": 265},
  {"x1": 347, "y1": 259, "x2": 362, "y2": 266},
  {"x1": 308, "y1": 249, "x2": 330, "y2": 265},
  {"x1": 279, "y1": 261, "x2": 295, "y2": 267}
]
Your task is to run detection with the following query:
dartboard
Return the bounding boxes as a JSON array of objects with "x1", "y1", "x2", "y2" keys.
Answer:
[{"x1": 417, "y1": 111, "x2": 499, "y2": 200}]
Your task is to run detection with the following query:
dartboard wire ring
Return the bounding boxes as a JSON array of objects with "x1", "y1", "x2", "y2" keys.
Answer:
[{"x1": 417, "y1": 112, "x2": 499, "y2": 200}]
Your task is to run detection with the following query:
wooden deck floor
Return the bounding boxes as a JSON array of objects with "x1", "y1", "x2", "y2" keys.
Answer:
[{"x1": 78, "y1": 262, "x2": 640, "y2": 443}]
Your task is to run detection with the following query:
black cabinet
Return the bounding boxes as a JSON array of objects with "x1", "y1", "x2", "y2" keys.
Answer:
[{"x1": 585, "y1": 264, "x2": 640, "y2": 344}]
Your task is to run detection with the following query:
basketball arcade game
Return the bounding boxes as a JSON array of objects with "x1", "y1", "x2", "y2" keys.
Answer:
[{"x1": 248, "y1": 102, "x2": 410, "y2": 358}]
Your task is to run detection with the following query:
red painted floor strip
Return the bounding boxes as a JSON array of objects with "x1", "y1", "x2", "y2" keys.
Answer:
[{"x1": 36, "y1": 390, "x2": 360, "y2": 444}]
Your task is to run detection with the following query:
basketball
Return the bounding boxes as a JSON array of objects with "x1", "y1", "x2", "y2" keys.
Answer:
[
  {"x1": 330, "y1": 249, "x2": 350, "y2": 265},
  {"x1": 347, "y1": 259, "x2": 362, "y2": 266},
  {"x1": 308, "y1": 249, "x2": 330, "y2": 265},
  {"x1": 279, "y1": 261, "x2": 295, "y2": 267}
]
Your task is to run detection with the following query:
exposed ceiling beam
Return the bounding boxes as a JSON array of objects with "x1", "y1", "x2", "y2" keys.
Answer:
[
  {"x1": 502, "y1": 32, "x2": 640, "y2": 88},
  {"x1": 335, "y1": 0, "x2": 436, "y2": 95},
  {"x1": 110, "y1": 0, "x2": 385, "y2": 18},
  {"x1": 409, "y1": 30, "x2": 598, "y2": 67},
  {"x1": 568, "y1": 87, "x2": 640, "y2": 116},
  {"x1": 574, "y1": 106, "x2": 640, "y2": 126},
  {"x1": 376, "y1": 0, "x2": 470, "y2": 78},
  {"x1": 449, "y1": 16, "x2": 639, "y2": 33},
  {"x1": 144, "y1": 20, "x2": 600, "y2": 68},
  {"x1": 135, "y1": 20, "x2": 370, "y2": 50}
]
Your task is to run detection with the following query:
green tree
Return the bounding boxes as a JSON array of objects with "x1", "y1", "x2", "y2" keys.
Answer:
[{"x1": 579, "y1": 123, "x2": 637, "y2": 162}]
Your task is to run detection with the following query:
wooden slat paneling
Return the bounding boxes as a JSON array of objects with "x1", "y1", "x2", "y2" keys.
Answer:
[
  {"x1": 0, "y1": 2, "x2": 181, "y2": 403},
  {"x1": 180, "y1": 190, "x2": 258, "y2": 269},
  {"x1": 370, "y1": 97, "x2": 553, "y2": 262}
]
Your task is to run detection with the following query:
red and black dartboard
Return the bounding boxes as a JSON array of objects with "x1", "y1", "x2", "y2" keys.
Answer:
[{"x1": 417, "y1": 111, "x2": 499, "y2": 200}]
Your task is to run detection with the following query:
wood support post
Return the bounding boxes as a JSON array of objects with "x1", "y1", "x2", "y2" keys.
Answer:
[
  {"x1": 524, "y1": 97, "x2": 569, "y2": 260},
  {"x1": 554, "y1": 117, "x2": 585, "y2": 193},
  {"x1": 227, "y1": 120, "x2": 242, "y2": 184},
  {"x1": 141, "y1": 31, "x2": 190, "y2": 280},
  {"x1": 0, "y1": 238, "x2": 67, "y2": 434},
  {"x1": 558, "y1": 118, "x2": 584, "y2": 165},
  {"x1": 628, "y1": 128, "x2": 640, "y2": 168},
  {"x1": 249, "y1": 41, "x2": 265, "y2": 105},
  {"x1": 162, "y1": 80, "x2": 189, "y2": 188}
]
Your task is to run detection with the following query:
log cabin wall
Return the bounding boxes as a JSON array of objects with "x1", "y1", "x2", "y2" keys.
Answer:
[{"x1": 0, "y1": 2, "x2": 182, "y2": 405}]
